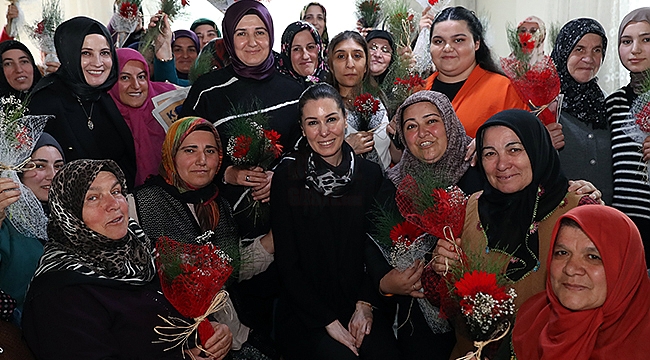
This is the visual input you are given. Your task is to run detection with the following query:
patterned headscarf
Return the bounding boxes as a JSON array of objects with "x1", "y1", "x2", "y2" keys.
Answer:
[
  {"x1": 160, "y1": 117, "x2": 223, "y2": 232},
  {"x1": 300, "y1": 2, "x2": 329, "y2": 52},
  {"x1": 222, "y1": 0, "x2": 275, "y2": 80},
  {"x1": 617, "y1": 7, "x2": 650, "y2": 94},
  {"x1": 551, "y1": 18, "x2": 607, "y2": 129},
  {"x1": 513, "y1": 205, "x2": 650, "y2": 360},
  {"x1": 35, "y1": 159, "x2": 155, "y2": 284},
  {"x1": 387, "y1": 91, "x2": 472, "y2": 187},
  {"x1": 277, "y1": 21, "x2": 327, "y2": 86}
]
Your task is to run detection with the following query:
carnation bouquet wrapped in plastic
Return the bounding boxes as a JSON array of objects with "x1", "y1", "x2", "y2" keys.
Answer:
[
  {"x1": 0, "y1": 96, "x2": 50, "y2": 240},
  {"x1": 411, "y1": 0, "x2": 451, "y2": 75},
  {"x1": 355, "y1": 0, "x2": 382, "y2": 29},
  {"x1": 622, "y1": 70, "x2": 650, "y2": 180},
  {"x1": 109, "y1": 0, "x2": 142, "y2": 48},
  {"x1": 25, "y1": 0, "x2": 62, "y2": 69},
  {"x1": 154, "y1": 231, "x2": 234, "y2": 354},
  {"x1": 353, "y1": 92, "x2": 381, "y2": 132}
]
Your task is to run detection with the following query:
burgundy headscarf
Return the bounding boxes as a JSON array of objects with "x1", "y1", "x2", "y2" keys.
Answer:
[
  {"x1": 222, "y1": 0, "x2": 275, "y2": 80},
  {"x1": 108, "y1": 48, "x2": 176, "y2": 186},
  {"x1": 512, "y1": 205, "x2": 650, "y2": 360}
]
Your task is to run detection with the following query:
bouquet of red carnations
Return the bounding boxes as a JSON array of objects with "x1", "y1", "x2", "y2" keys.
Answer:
[
  {"x1": 139, "y1": 0, "x2": 189, "y2": 52},
  {"x1": 154, "y1": 233, "x2": 233, "y2": 353},
  {"x1": 25, "y1": 0, "x2": 62, "y2": 69},
  {"x1": 353, "y1": 93, "x2": 381, "y2": 132},
  {"x1": 109, "y1": 0, "x2": 142, "y2": 48},
  {"x1": 622, "y1": 70, "x2": 650, "y2": 180},
  {"x1": 501, "y1": 25, "x2": 562, "y2": 125},
  {"x1": 356, "y1": 0, "x2": 382, "y2": 29}
]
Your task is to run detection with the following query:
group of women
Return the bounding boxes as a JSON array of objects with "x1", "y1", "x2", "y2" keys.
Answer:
[{"x1": 0, "y1": 1, "x2": 649, "y2": 359}]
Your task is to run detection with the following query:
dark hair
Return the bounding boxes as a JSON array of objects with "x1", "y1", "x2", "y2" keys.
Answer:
[
  {"x1": 559, "y1": 217, "x2": 582, "y2": 230},
  {"x1": 298, "y1": 83, "x2": 346, "y2": 122},
  {"x1": 431, "y1": 6, "x2": 502, "y2": 75},
  {"x1": 327, "y1": 31, "x2": 371, "y2": 92}
]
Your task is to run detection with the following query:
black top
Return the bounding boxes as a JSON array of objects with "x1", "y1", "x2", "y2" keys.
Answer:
[
  {"x1": 431, "y1": 77, "x2": 466, "y2": 102},
  {"x1": 270, "y1": 154, "x2": 386, "y2": 329},
  {"x1": 29, "y1": 78, "x2": 137, "y2": 189},
  {"x1": 22, "y1": 271, "x2": 193, "y2": 360}
]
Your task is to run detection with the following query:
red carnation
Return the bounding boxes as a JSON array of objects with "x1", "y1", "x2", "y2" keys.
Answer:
[
  {"x1": 181, "y1": 0, "x2": 190, "y2": 6},
  {"x1": 354, "y1": 93, "x2": 380, "y2": 115},
  {"x1": 389, "y1": 221, "x2": 424, "y2": 247},
  {"x1": 263, "y1": 129, "x2": 283, "y2": 157},
  {"x1": 232, "y1": 135, "x2": 252, "y2": 159},
  {"x1": 428, "y1": 0, "x2": 439, "y2": 5},
  {"x1": 518, "y1": 32, "x2": 535, "y2": 53},
  {"x1": 394, "y1": 74, "x2": 425, "y2": 91},
  {"x1": 636, "y1": 103, "x2": 650, "y2": 132},
  {"x1": 35, "y1": 21, "x2": 45, "y2": 35},
  {"x1": 454, "y1": 270, "x2": 509, "y2": 301}
]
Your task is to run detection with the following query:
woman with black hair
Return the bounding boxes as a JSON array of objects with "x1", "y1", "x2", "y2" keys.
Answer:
[{"x1": 423, "y1": 6, "x2": 527, "y2": 138}]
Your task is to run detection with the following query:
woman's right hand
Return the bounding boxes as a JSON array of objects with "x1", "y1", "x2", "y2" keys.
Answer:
[
  {"x1": 0, "y1": 178, "x2": 21, "y2": 223},
  {"x1": 4, "y1": 4, "x2": 17, "y2": 32},
  {"x1": 346, "y1": 132, "x2": 374, "y2": 155},
  {"x1": 186, "y1": 322, "x2": 232, "y2": 360},
  {"x1": 224, "y1": 166, "x2": 268, "y2": 188},
  {"x1": 432, "y1": 237, "x2": 462, "y2": 275},
  {"x1": 419, "y1": 6, "x2": 434, "y2": 31},
  {"x1": 545, "y1": 122, "x2": 565, "y2": 150},
  {"x1": 326, "y1": 320, "x2": 359, "y2": 356},
  {"x1": 379, "y1": 260, "x2": 425, "y2": 298},
  {"x1": 150, "y1": 12, "x2": 173, "y2": 61}
]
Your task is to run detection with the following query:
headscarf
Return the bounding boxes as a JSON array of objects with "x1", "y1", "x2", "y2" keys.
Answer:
[
  {"x1": 476, "y1": 109, "x2": 568, "y2": 282},
  {"x1": 365, "y1": 30, "x2": 395, "y2": 84},
  {"x1": 35, "y1": 159, "x2": 155, "y2": 284},
  {"x1": 0, "y1": 40, "x2": 42, "y2": 99},
  {"x1": 191, "y1": 18, "x2": 222, "y2": 38},
  {"x1": 108, "y1": 48, "x2": 175, "y2": 187},
  {"x1": 52, "y1": 16, "x2": 119, "y2": 101},
  {"x1": 516, "y1": 16, "x2": 546, "y2": 65},
  {"x1": 617, "y1": 8, "x2": 650, "y2": 95},
  {"x1": 277, "y1": 21, "x2": 327, "y2": 86},
  {"x1": 173, "y1": 29, "x2": 200, "y2": 51},
  {"x1": 222, "y1": 0, "x2": 275, "y2": 80},
  {"x1": 33, "y1": 132, "x2": 64, "y2": 162},
  {"x1": 551, "y1": 18, "x2": 607, "y2": 129},
  {"x1": 512, "y1": 205, "x2": 650, "y2": 360},
  {"x1": 300, "y1": 2, "x2": 329, "y2": 52},
  {"x1": 160, "y1": 117, "x2": 222, "y2": 232},
  {"x1": 387, "y1": 91, "x2": 471, "y2": 187}
]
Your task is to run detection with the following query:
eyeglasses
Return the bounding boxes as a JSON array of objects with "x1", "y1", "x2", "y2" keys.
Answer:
[{"x1": 370, "y1": 43, "x2": 392, "y2": 55}]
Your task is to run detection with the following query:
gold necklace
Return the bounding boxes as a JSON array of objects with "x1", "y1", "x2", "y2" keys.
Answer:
[{"x1": 76, "y1": 97, "x2": 95, "y2": 130}]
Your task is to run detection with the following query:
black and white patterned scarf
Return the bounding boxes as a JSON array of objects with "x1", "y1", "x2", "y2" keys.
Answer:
[
  {"x1": 551, "y1": 18, "x2": 608, "y2": 129},
  {"x1": 305, "y1": 142, "x2": 356, "y2": 197},
  {"x1": 34, "y1": 159, "x2": 155, "y2": 284}
]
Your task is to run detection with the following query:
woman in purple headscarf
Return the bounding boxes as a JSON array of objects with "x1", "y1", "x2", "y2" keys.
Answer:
[{"x1": 109, "y1": 48, "x2": 176, "y2": 186}]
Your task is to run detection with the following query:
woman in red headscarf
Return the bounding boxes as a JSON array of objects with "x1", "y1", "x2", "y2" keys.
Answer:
[{"x1": 511, "y1": 205, "x2": 650, "y2": 359}]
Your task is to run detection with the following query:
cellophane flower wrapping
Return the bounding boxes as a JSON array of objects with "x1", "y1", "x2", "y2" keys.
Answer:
[
  {"x1": 0, "y1": 96, "x2": 49, "y2": 240},
  {"x1": 356, "y1": 0, "x2": 382, "y2": 28},
  {"x1": 25, "y1": 0, "x2": 62, "y2": 65},
  {"x1": 155, "y1": 235, "x2": 233, "y2": 347},
  {"x1": 500, "y1": 26, "x2": 561, "y2": 125},
  {"x1": 411, "y1": 0, "x2": 451, "y2": 76},
  {"x1": 110, "y1": 0, "x2": 142, "y2": 48},
  {"x1": 353, "y1": 93, "x2": 381, "y2": 132},
  {"x1": 225, "y1": 107, "x2": 282, "y2": 225},
  {"x1": 622, "y1": 73, "x2": 650, "y2": 180}
]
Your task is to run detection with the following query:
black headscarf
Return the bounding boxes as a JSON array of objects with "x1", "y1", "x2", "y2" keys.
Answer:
[
  {"x1": 35, "y1": 159, "x2": 155, "y2": 284},
  {"x1": 0, "y1": 40, "x2": 42, "y2": 99},
  {"x1": 277, "y1": 21, "x2": 327, "y2": 87},
  {"x1": 551, "y1": 18, "x2": 607, "y2": 129},
  {"x1": 365, "y1": 30, "x2": 395, "y2": 85},
  {"x1": 51, "y1": 16, "x2": 119, "y2": 101},
  {"x1": 476, "y1": 109, "x2": 568, "y2": 282}
]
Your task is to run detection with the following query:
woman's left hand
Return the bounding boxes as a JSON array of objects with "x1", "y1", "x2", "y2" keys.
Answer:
[
  {"x1": 251, "y1": 170, "x2": 273, "y2": 203},
  {"x1": 44, "y1": 61, "x2": 60, "y2": 74},
  {"x1": 568, "y1": 180, "x2": 603, "y2": 204},
  {"x1": 186, "y1": 322, "x2": 232, "y2": 360},
  {"x1": 348, "y1": 302, "x2": 373, "y2": 349},
  {"x1": 643, "y1": 135, "x2": 650, "y2": 162}
]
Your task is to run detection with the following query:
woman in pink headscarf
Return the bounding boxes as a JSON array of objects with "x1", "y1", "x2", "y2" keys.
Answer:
[{"x1": 109, "y1": 47, "x2": 176, "y2": 186}]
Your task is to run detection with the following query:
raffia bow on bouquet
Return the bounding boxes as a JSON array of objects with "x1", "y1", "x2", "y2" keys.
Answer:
[
  {"x1": 0, "y1": 96, "x2": 50, "y2": 240},
  {"x1": 110, "y1": 0, "x2": 142, "y2": 48},
  {"x1": 154, "y1": 232, "x2": 234, "y2": 356},
  {"x1": 25, "y1": 0, "x2": 62, "y2": 71},
  {"x1": 622, "y1": 70, "x2": 650, "y2": 181},
  {"x1": 501, "y1": 25, "x2": 562, "y2": 125}
]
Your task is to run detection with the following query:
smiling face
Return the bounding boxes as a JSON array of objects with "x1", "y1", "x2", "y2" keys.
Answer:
[
  {"x1": 21, "y1": 146, "x2": 64, "y2": 202},
  {"x1": 174, "y1": 130, "x2": 220, "y2": 189},
  {"x1": 172, "y1": 37, "x2": 198, "y2": 74},
  {"x1": 550, "y1": 224, "x2": 607, "y2": 311},
  {"x1": 2, "y1": 49, "x2": 34, "y2": 92},
  {"x1": 82, "y1": 171, "x2": 129, "y2": 240},
  {"x1": 290, "y1": 29, "x2": 319, "y2": 77},
  {"x1": 81, "y1": 34, "x2": 113, "y2": 87},
  {"x1": 567, "y1": 33, "x2": 603, "y2": 84},
  {"x1": 118, "y1": 60, "x2": 149, "y2": 108},
  {"x1": 233, "y1": 14, "x2": 270, "y2": 67},
  {"x1": 301, "y1": 97, "x2": 346, "y2": 166},
  {"x1": 331, "y1": 39, "x2": 366, "y2": 94},
  {"x1": 481, "y1": 125, "x2": 533, "y2": 194},
  {"x1": 368, "y1": 38, "x2": 392, "y2": 76},
  {"x1": 619, "y1": 21, "x2": 650, "y2": 73},
  {"x1": 402, "y1": 101, "x2": 448, "y2": 164},
  {"x1": 430, "y1": 20, "x2": 479, "y2": 83},
  {"x1": 194, "y1": 24, "x2": 219, "y2": 49},
  {"x1": 302, "y1": 5, "x2": 325, "y2": 36}
]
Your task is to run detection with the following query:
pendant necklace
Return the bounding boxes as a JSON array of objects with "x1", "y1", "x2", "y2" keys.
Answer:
[{"x1": 76, "y1": 97, "x2": 95, "y2": 130}]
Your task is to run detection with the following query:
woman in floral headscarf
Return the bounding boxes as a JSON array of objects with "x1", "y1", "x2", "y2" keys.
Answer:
[{"x1": 276, "y1": 21, "x2": 328, "y2": 89}]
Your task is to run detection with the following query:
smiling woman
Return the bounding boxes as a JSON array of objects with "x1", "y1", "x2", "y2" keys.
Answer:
[
  {"x1": 0, "y1": 40, "x2": 41, "y2": 99},
  {"x1": 29, "y1": 16, "x2": 137, "y2": 189},
  {"x1": 109, "y1": 48, "x2": 176, "y2": 187}
]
